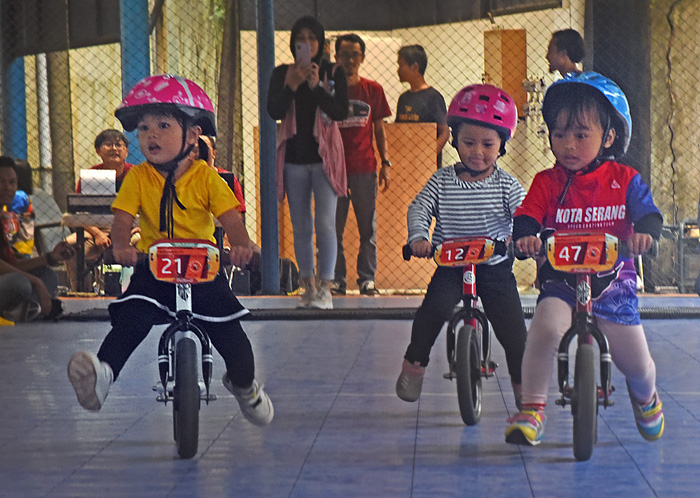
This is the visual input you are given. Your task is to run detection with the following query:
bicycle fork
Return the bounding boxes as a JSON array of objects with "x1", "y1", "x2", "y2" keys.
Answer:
[
  {"x1": 444, "y1": 263, "x2": 494, "y2": 379},
  {"x1": 155, "y1": 282, "x2": 217, "y2": 404},
  {"x1": 555, "y1": 274, "x2": 614, "y2": 408}
]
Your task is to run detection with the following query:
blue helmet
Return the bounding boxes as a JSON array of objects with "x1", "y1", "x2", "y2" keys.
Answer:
[{"x1": 543, "y1": 72, "x2": 632, "y2": 158}]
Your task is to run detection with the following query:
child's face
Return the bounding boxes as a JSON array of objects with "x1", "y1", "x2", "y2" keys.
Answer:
[
  {"x1": 455, "y1": 123, "x2": 501, "y2": 175},
  {"x1": 550, "y1": 107, "x2": 615, "y2": 172},
  {"x1": 137, "y1": 114, "x2": 199, "y2": 164}
]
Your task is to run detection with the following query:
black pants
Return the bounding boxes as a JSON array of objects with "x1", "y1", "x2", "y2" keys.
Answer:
[
  {"x1": 98, "y1": 298, "x2": 255, "y2": 388},
  {"x1": 405, "y1": 260, "x2": 527, "y2": 383}
]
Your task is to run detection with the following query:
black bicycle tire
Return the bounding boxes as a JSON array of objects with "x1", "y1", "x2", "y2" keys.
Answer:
[
  {"x1": 173, "y1": 337, "x2": 200, "y2": 459},
  {"x1": 572, "y1": 344, "x2": 598, "y2": 461},
  {"x1": 456, "y1": 325, "x2": 482, "y2": 426}
]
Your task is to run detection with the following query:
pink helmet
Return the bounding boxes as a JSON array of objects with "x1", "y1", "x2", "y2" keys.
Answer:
[
  {"x1": 447, "y1": 84, "x2": 518, "y2": 141},
  {"x1": 115, "y1": 74, "x2": 216, "y2": 136}
]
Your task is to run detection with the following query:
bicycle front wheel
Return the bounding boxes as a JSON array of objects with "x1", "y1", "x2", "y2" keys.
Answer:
[
  {"x1": 572, "y1": 344, "x2": 598, "y2": 461},
  {"x1": 173, "y1": 337, "x2": 200, "y2": 459},
  {"x1": 456, "y1": 325, "x2": 482, "y2": 426}
]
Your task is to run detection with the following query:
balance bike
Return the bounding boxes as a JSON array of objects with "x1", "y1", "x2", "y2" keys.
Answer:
[
  {"x1": 404, "y1": 237, "x2": 506, "y2": 426},
  {"x1": 149, "y1": 239, "x2": 221, "y2": 459},
  {"x1": 545, "y1": 231, "x2": 629, "y2": 461}
]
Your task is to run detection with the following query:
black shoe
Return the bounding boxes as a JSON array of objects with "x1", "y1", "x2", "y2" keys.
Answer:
[
  {"x1": 44, "y1": 298, "x2": 64, "y2": 321},
  {"x1": 330, "y1": 281, "x2": 346, "y2": 295},
  {"x1": 360, "y1": 280, "x2": 380, "y2": 296}
]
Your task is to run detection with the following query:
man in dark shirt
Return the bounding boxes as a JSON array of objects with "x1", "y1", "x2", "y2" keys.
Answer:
[{"x1": 395, "y1": 45, "x2": 449, "y2": 169}]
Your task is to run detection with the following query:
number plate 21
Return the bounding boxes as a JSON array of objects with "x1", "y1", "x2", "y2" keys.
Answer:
[{"x1": 149, "y1": 239, "x2": 220, "y2": 283}]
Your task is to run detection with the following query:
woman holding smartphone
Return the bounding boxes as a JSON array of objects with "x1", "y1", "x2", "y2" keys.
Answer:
[{"x1": 267, "y1": 16, "x2": 349, "y2": 309}]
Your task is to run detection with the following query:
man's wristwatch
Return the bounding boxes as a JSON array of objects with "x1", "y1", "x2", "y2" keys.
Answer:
[{"x1": 381, "y1": 159, "x2": 392, "y2": 167}]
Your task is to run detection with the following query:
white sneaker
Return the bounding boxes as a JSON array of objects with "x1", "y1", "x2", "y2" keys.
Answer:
[
  {"x1": 3, "y1": 300, "x2": 41, "y2": 323},
  {"x1": 310, "y1": 282, "x2": 333, "y2": 309},
  {"x1": 223, "y1": 375, "x2": 274, "y2": 426},
  {"x1": 68, "y1": 351, "x2": 113, "y2": 411}
]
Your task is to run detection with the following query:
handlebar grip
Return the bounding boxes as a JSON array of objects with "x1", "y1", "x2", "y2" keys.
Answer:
[
  {"x1": 620, "y1": 239, "x2": 659, "y2": 260},
  {"x1": 494, "y1": 240, "x2": 508, "y2": 257},
  {"x1": 402, "y1": 244, "x2": 413, "y2": 261},
  {"x1": 102, "y1": 247, "x2": 148, "y2": 267}
]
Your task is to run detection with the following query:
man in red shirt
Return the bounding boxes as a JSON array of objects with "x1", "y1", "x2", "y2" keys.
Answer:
[
  {"x1": 333, "y1": 33, "x2": 392, "y2": 295},
  {"x1": 67, "y1": 129, "x2": 135, "y2": 291}
]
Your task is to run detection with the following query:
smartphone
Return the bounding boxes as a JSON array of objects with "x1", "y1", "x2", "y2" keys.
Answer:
[{"x1": 295, "y1": 42, "x2": 311, "y2": 66}]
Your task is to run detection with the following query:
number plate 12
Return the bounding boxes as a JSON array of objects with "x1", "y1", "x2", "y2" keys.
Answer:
[{"x1": 434, "y1": 237, "x2": 495, "y2": 266}]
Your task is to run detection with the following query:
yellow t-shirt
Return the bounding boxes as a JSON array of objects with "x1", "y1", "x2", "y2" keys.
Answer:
[{"x1": 112, "y1": 159, "x2": 240, "y2": 252}]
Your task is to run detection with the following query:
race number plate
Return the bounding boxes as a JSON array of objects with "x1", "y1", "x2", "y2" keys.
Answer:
[
  {"x1": 434, "y1": 237, "x2": 495, "y2": 266},
  {"x1": 149, "y1": 239, "x2": 220, "y2": 283},
  {"x1": 546, "y1": 232, "x2": 618, "y2": 273}
]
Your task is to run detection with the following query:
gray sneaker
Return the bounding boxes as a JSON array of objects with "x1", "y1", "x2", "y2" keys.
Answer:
[
  {"x1": 297, "y1": 277, "x2": 316, "y2": 309},
  {"x1": 223, "y1": 375, "x2": 274, "y2": 426},
  {"x1": 68, "y1": 351, "x2": 113, "y2": 411},
  {"x1": 395, "y1": 359, "x2": 425, "y2": 402}
]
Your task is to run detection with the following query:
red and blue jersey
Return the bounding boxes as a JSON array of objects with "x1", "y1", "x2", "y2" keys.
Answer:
[{"x1": 514, "y1": 161, "x2": 663, "y2": 324}]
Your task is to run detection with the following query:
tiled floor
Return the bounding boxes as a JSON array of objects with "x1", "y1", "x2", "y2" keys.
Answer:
[{"x1": 1, "y1": 297, "x2": 699, "y2": 497}]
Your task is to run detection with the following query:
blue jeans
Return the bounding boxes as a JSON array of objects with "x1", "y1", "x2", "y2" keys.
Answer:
[
  {"x1": 284, "y1": 162, "x2": 338, "y2": 281},
  {"x1": 335, "y1": 172, "x2": 378, "y2": 287}
]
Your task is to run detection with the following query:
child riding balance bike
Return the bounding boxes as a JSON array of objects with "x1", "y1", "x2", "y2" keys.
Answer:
[
  {"x1": 505, "y1": 72, "x2": 664, "y2": 448},
  {"x1": 395, "y1": 84, "x2": 528, "y2": 414},
  {"x1": 68, "y1": 76, "x2": 273, "y2": 457}
]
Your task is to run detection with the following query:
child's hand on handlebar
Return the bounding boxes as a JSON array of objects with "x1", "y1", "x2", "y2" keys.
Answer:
[
  {"x1": 410, "y1": 239, "x2": 433, "y2": 258},
  {"x1": 228, "y1": 244, "x2": 253, "y2": 268},
  {"x1": 515, "y1": 236, "x2": 542, "y2": 259},
  {"x1": 626, "y1": 233, "x2": 653, "y2": 257},
  {"x1": 113, "y1": 245, "x2": 140, "y2": 267}
]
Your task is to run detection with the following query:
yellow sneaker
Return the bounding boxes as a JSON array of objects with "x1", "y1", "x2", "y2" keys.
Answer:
[{"x1": 505, "y1": 410, "x2": 546, "y2": 446}]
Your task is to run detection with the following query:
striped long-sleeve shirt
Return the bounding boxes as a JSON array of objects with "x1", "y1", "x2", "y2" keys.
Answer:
[{"x1": 407, "y1": 164, "x2": 526, "y2": 266}]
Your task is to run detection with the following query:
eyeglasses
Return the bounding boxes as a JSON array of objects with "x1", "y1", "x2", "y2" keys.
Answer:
[
  {"x1": 338, "y1": 52, "x2": 363, "y2": 61},
  {"x1": 101, "y1": 142, "x2": 126, "y2": 150}
]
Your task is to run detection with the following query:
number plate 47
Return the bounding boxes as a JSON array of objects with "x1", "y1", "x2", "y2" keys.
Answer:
[{"x1": 546, "y1": 232, "x2": 619, "y2": 273}]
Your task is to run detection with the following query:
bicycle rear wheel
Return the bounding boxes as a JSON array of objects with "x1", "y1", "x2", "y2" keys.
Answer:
[
  {"x1": 572, "y1": 344, "x2": 598, "y2": 461},
  {"x1": 173, "y1": 337, "x2": 200, "y2": 459},
  {"x1": 456, "y1": 325, "x2": 482, "y2": 426}
]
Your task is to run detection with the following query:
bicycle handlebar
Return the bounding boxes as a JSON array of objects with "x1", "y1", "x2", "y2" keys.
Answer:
[
  {"x1": 402, "y1": 239, "x2": 509, "y2": 261},
  {"x1": 512, "y1": 235, "x2": 659, "y2": 260},
  {"x1": 103, "y1": 247, "x2": 232, "y2": 267}
]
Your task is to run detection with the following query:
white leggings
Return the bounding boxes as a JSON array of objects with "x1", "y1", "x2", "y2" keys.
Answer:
[{"x1": 521, "y1": 297, "x2": 657, "y2": 407}]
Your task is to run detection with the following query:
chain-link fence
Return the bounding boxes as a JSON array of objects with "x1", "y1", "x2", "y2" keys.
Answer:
[{"x1": 0, "y1": 0, "x2": 698, "y2": 295}]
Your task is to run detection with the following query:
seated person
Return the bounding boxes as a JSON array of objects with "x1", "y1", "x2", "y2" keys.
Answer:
[
  {"x1": 0, "y1": 157, "x2": 75, "y2": 322},
  {"x1": 66, "y1": 129, "x2": 139, "y2": 291},
  {"x1": 198, "y1": 135, "x2": 247, "y2": 212},
  {"x1": 198, "y1": 136, "x2": 298, "y2": 294},
  {"x1": 4, "y1": 159, "x2": 36, "y2": 259}
]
